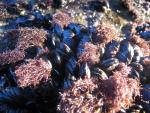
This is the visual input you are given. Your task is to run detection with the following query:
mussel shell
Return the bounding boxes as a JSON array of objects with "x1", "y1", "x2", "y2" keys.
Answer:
[
  {"x1": 52, "y1": 0, "x2": 62, "y2": 8},
  {"x1": 24, "y1": 46, "x2": 39, "y2": 59},
  {"x1": 80, "y1": 32, "x2": 92, "y2": 44},
  {"x1": 63, "y1": 79, "x2": 73, "y2": 89},
  {"x1": 129, "y1": 62, "x2": 143, "y2": 73},
  {"x1": 100, "y1": 58, "x2": 119, "y2": 72},
  {"x1": 129, "y1": 69, "x2": 140, "y2": 79},
  {"x1": 2, "y1": 66, "x2": 17, "y2": 87},
  {"x1": 53, "y1": 23, "x2": 63, "y2": 37},
  {"x1": 91, "y1": 67, "x2": 108, "y2": 80},
  {"x1": 67, "y1": 23, "x2": 83, "y2": 35},
  {"x1": 141, "y1": 84, "x2": 150, "y2": 112},
  {"x1": 136, "y1": 25, "x2": 145, "y2": 32},
  {"x1": 48, "y1": 50, "x2": 62, "y2": 68},
  {"x1": 132, "y1": 45, "x2": 143, "y2": 63},
  {"x1": 117, "y1": 41, "x2": 134, "y2": 64},
  {"x1": 99, "y1": 46, "x2": 105, "y2": 59},
  {"x1": 126, "y1": 104, "x2": 143, "y2": 113},
  {"x1": 15, "y1": 15, "x2": 34, "y2": 24},
  {"x1": 6, "y1": 4, "x2": 19, "y2": 15},
  {"x1": 79, "y1": 63, "x2": 91, "y2": 78},
  {"x1": 88, "y1": 0, "x2": 106, "y2": 12},
  {"x1": 0, "y1": 75, "x2": 7, "y2": 90},
  {"x1": 129, "y1": 104, "x2": 143, "y2": 110},
  {"x1": 117, "y1": 108, "x2": 126, "y2": 113},
  {"x1": 46, "y1": 33, "x2": 60, "y2": 49},
  {"x1": 59, "y1": 42, "x2": 72, "y2": 56},
  {"x1": 76, "y1": 34, "x2": 92, "y2": 57},
  {"x1": 0, "y1": 87, "x2": 37, "y2": 112},
  {"x1": 33, "y1": 11, "x2": 44, "y2": 20},
  {"x1": 140, "y1": 31, "x2": 150, "y2": 41},
  {"x1": 104, "y1": 40, "x2": 120, "y2": 58},
  {"x1": 62, "y1": 29, "x2": 76, "y2": 49},
  {"x1": 55, "y1": 48, "x2": 71, "y2": 61},
  {"x1": 51, "y1": 68, "x2": 61, "y2": 88},
  {"x1": 140, "y1": 56, "x2": 150, "y2": 84},
  {"x1": 65, "y1": 56, "x2": 77, "y2": 75}
]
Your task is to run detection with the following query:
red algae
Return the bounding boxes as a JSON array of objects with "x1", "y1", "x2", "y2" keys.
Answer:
[
  {"x1": 94, "y1": 24, "x2": 119, "y2": 45},
  {"x1": 58, "y1": 77, "x2": 103, "y2": 113},
  {"x1": 78, "y1": 42, "x2": 100, "y2": 67},
  {"x1": 0, "y1": 28, "x2": 47, "y2": 65},
  {"x1": 15, "y1": 58, "x2": 52, "y2": 88},
  {"x1": 53, "y1": 11, "x2": 72, "y2": 28},
  {"x1": 99, "y1": 63, "x2": 140, "y2": 113}
]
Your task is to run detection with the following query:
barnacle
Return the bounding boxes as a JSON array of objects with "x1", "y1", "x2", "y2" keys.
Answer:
[
  {"x1": 78, "y1": 42, "x2": 100, "y2": 67},
  {"x1": 58, "y1": 77, "x2": 103, "y2": 113},
  {"x1": 15, "y1": 58, "x2": 52, "y2": 88},
  {"x1": 94, "y1": 24, "x2": 119, "y2": 44},
  {"x1": 99, "y1": 63, "x2": 140, "y2": 112},
  {"x1": 0, "y1": 28, "x2": 47, "y2": 65},
  {"x1": 52, "y1": 11, "x2": 72, "y2": 28}
]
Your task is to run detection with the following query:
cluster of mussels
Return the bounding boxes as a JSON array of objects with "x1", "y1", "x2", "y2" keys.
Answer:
[{"x1": 0, "y1": 0, "x2": 150, "y2": 113}]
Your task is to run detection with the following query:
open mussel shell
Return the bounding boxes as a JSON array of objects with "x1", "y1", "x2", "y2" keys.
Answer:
[{"x1": 100, "y1": 58, "x2": 119, "y2": 72}]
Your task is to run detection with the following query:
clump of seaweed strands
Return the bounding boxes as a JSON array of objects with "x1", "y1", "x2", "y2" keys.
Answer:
[
  {"x1": 93, "y1": 24, "x2": 119, "y2": 45},
  {"x1": 78, "y1": 42, "x2": 100, "y2": 67},
  {"x1": 15, "y1": 58, "x2": 52, "y2": 88},
  {"x1": 129, "y1": 35, "x2": 150, "y2": 56},
  {"x1": 0, "y1": 87, "x2": 36, "y2": 113},
  {"x1": 0, "y1": 49, "x2": 25, "y2": 66},
  {"x1": 52, "y1": 11, "x2": 72, "y2": 28},
  {"x1": 15, "y1": 28, "x2": 47, "y2": 50},
  {"x1": 99, "y1": 63, "x2": 140, "y2": 113},
  {"x1": 0, "y1": 28, "x2": 47, "y2": 65},
  {"x1": 58, "y1": 76, "x2": 103, "y2": 113}
]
